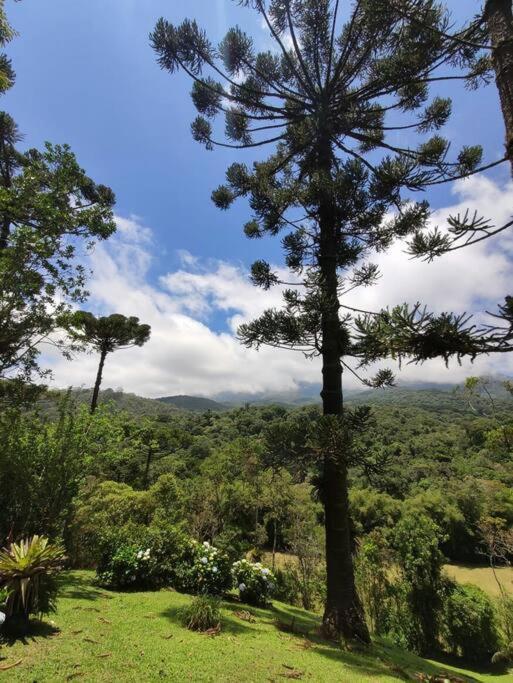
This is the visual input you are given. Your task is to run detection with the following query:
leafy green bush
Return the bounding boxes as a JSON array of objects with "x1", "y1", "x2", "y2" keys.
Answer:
[
  {"x1": 496, "y1": 592, "x2": 513, "y2": 646},
  {"x1": 273, "y1": 566, "x2": 301, "y2": 607},
  {"x1": 0, "y1": 536, "x2": 65, "y2": 628},
  {"x1": 441, "y1": 583, "x2": 500, "y2": 662},
  {"x1": 180, "y1": 595, "x2": 221, "y2": 632},
  {"x1": 232, "y1": 559, "x2": 275, "y2": 606},
  {"x1": 355, "y1": 532, "x2": 395, "y2": 636},
  {"x1": 179, "y1": 541, "x2": 232, "y2": 595},
  {"x1": 96, "y1": 542, "x2": 156, "y2": 589},
  {"x1": 391, "y1": 513, "x2": 446, "y2": 654}
]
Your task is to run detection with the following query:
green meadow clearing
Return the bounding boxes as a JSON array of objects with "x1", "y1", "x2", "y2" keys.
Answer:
[{"x1": 1, "y1": 570, "x2": 512, "y2": 683}]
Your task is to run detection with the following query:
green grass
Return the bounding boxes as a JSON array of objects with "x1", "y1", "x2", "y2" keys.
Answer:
[
  {"x1": 0, "y1": 571, "x2": 512, "y2": 682},
  {"x1": 445, "y1": 565, "x2": 513, "y2": 598}
]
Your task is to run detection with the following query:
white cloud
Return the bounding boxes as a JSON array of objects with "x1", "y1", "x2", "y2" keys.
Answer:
[{"x1": 43, "y1": 176, "x2": 513, "y2": 398}]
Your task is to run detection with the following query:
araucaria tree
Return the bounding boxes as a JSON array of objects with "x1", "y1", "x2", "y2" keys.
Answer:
[
  {"x1": 64, "y1": 312, "x2": 151, "y2": 414},
  {"x1": 151, "y1": 0, "x2": 502, "y2": 640}
]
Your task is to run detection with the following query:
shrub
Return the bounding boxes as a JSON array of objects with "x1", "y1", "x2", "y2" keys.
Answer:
[
  {"x1": 496, "y1": 592, "x2": 513, "y2": 646},
  {"x1": 180, "y1": 595, "x2": 221, "y2": 632},
  {"x1": 273, "y1": 566, "x2": 301, "y2": 607},
  {"x1": 0, "y1": 535, "x2": 65, "y2": 629},
  {"x1": 96, "y1": 524, "x2": 190, "y2": 590},
  {"x1": 232, "y1": 559, "x2": 275, "y2": 606},
  {"x1": 96, "y1": 542, "x2": 157, "y2": 590},
  {"x1": 179, "y1": 540, "x2": 232, "y2": 595},
  {"x1": 391, "y1": 513, "x2": 446, "y2": 654},
  {"x1": 355, "y1": 532, "x2": 395, "y2": 636},
  {"x1": 441, "y1": 583, "x2": 500, "y2": 663}
]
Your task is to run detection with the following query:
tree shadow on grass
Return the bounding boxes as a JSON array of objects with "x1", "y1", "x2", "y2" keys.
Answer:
[
  {"x1": 267, "y1": 605, "x2": 489, "y2": 682},
  {"x1": 0, "y1": 619, "x2": 61, "y2": 647},
  {"x1": 56, "y1": 571, "x2": 109, "y2": 602},
  {"x1": 426, "y1": 648, "x2": 511, "y2": 680},
  {"x1": 159, "y1": 597, "x2": 268, "y2": 637}
]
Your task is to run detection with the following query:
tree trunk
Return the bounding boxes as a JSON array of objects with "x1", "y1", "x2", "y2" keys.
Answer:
[
  {"x1": 90, "y1": 348, "x2": 107, "y2": 414},
  {"x1": 272, "y1": 517, "x2": 277, "y2": 571},
  {"x1": 317, "y1": 138, "x2": 370, "y2": 643},
  {"x1": 143, "y1": 445, "x2": 153, "y2": 490},
  {"x1": 485, "y1": 0, "x2": 513, "y2": 174}
]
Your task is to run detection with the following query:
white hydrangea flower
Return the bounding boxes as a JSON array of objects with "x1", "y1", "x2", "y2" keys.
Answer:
[
  {"x1": 203, "y1": 541, "x2": 210, "y2": 548},
  {"x1": 201, "y1": 556, "x2": 208, "y2": 564},
  {"x1": 238, "y1": 583, "x2": 246, "y2": 592},
  {"x1": 212, "y1": 566, "x2": 218, "y2": 573}
]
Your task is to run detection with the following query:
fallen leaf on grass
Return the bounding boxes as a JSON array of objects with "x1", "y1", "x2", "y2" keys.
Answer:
[
  {"x1": 97, "y1": 653, "x2": 112, "y2": 659},
  {"x1": 161, "y1": 634, "x2": 174, "y2": 640},
  {"x1": 71, "y1": 629, "x2": 83, "y2": 635},
  {"x1": 98, "y1": 617, "x2": 111, "y2": 625},
  {"x1": 0, "y1": 659, "x2": 22, "y2": 671},
  {"x1": 296, "y1": 640, "x2": 312, "y2": 651},
  {"x1": 415, "y1": 675, "x2": 466, "y2": 683},
  {"x1": 384, "y1": 662, "x2": 411, "y2": 680},
  {"x1": 202, "y1": 625, "x2": 221, "y2": 637},
  {"x1": 233, "y1": 610, "x2": 256, "y2": 623},
  {"x1": 280, "y1": 670, "x2": 304, "y2": 680},
  {"x1": 84, "y1": 637, "x2": 99, "y2": 645}
]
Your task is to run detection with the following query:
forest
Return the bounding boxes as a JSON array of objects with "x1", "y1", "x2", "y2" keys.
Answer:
[{"x1": 1, "y1": 0, "x2": 513, "y2": 681}]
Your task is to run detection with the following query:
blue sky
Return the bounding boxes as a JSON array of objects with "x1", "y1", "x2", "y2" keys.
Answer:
[{"x1": 6, "y1": 1, "x2": 513, "y2": 397}]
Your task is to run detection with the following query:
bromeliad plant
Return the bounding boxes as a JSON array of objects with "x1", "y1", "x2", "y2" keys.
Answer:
[
  {"x1": 232, "y1": 559, "x2": 275, "y2": 606},
  {"x1": 0, "y1": 535, "x2": 66, "y2": 626}
]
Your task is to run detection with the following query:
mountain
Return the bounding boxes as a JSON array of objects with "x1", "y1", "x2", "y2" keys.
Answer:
[
  {"x1": 156, "y1": 395, "x2": 229, "y2": 412},
  {"x1": 38, "y1": 387, "x2": 180, "y2": 418}
]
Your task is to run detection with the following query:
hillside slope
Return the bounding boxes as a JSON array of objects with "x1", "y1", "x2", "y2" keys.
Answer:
[{"x1": 2, "y1": 571, "x2": 510, "y2": 682}]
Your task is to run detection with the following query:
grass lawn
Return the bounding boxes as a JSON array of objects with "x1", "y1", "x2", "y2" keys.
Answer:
[
  {"x1": 444, "y1": 565, "x2": 513, "y2": 598},
  {"x1": 0, "y1": 572, "x2": 512, "y2": 682}
]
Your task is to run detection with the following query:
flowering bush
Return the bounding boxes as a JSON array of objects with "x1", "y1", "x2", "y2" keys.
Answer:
[
  {"x1": 179, "y1": 541, "x2": 232, "y2": 595},
  {"x1": 95, "y1": 524, "x2": 190, "y2": 590},
  {"x1": 96, "y1": 543, "x2": 157, "y2": 589},
  {"x1": 232, "y1": 559, "x2": 275, "y2": 606}
]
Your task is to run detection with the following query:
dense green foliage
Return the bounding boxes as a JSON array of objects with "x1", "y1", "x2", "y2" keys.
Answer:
[
  {"x1": 441, "y1": 583, "x2": 500, "y2": 662},
  {"x1": 2, "y1": 383, "x2": 513, "y2": 664}
]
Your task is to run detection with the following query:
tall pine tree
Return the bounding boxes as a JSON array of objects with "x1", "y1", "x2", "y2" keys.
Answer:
[{"x1": 152, "y1": 0, "x2": 499, "y2": 639}]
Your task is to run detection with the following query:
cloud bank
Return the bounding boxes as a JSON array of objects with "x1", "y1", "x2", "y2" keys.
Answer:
[{"x1": 44, "y1": 177, "x2": 513, "y2": 398}]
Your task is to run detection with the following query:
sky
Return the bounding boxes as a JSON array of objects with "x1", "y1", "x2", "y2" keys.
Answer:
[{"x1": 5, "y1": 0, "x2": 513, "y2": 398}]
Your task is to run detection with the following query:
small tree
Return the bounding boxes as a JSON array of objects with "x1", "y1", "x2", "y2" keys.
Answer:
[
  {"x1": 0, "y1": 115, "x2": 116, "y2": 382},
  {"x1": 64, "y1": 312, "x2": 150, "y2": 413}
]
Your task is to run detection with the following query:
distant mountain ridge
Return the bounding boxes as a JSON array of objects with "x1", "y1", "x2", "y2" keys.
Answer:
[
  {"x1": 44, "y1": 376, "x2": 513, "y2": 417},
  {"x1": 156, "y1": 395, "x2": 229, "y2": 412}
]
